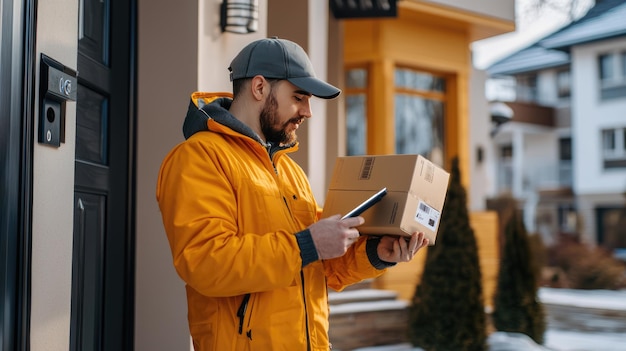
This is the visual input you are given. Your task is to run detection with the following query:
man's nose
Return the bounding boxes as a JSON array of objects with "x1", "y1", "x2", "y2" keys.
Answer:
[{"x1": 300, "y1": 100, "x2": 312, "y2": 118}]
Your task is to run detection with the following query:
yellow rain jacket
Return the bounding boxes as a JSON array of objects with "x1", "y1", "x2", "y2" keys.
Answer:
[{"x1": 157, "y1": 92, "x2": 391, "y2": 351}]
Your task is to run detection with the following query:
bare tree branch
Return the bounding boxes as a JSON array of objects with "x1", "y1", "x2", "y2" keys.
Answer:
[{"x1": 522, "y1": 0, "x2": 592, "y2": 23}]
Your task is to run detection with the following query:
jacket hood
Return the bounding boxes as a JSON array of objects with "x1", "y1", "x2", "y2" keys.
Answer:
[{"x1": 183, "y1": 92, "x2": 267, "y2": 146}]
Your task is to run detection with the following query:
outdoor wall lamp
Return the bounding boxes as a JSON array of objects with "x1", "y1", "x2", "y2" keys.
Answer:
[
  {"x1": 490, "y1": 102, "x2": 514, "y2": 137},
  {"x1": 220, "y1": 0, "x2": 258, "y2": 34}
]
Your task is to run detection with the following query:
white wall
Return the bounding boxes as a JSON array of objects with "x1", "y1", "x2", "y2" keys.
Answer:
[
  {"x1": 306, "y1": 0, "x2": 331, "y2": 203},
  {"x1": 30, "y1": 1, "x2": 79, "y2": 350},
  {"x1": 536, "y1": 69, "x2": 558, "y2": 106},
  {"x1": 524, "y1": 131, "x2": 559, "y2": 188},
  {"x1": 469, "y1": 68, "x2": 495, "y2": 210},
  {"x1": 571, "y1": 38, "x2": 626, "y2": 195}
]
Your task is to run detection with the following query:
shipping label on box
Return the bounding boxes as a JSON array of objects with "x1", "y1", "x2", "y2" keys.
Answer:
[{"x1": 322, "y1": 154, "x2": 450, "y2": 245}]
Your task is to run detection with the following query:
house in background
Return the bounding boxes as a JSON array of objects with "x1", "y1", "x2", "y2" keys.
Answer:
[{"x1": 484, "y1": 0, "x2": 626, "y2": 255}]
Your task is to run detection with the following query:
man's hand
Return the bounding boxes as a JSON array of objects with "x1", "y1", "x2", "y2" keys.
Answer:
[
  {"x1": 308, "y1": 215, "x2": 364, "y2": 260},
  {"x1": 376, "y1": 232, "x2": 429, "y2": 263}
]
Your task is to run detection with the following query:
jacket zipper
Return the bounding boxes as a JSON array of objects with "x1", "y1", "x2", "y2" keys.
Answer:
[
  {"x1": 237, "y1": 294, "x2": 251, "y2": 335},
  {"x1": 271, "y1": 145, "x2": 311, "y2": 349},
  {"x1": 300, "y1": 271, "x2": 312, "y2": 351}
]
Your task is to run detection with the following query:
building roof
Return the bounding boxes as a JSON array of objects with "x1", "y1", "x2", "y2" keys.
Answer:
[
  {"x1": 540, "y1": 0, "x2": 626, "y2": 50},
  {"x1": 487, "y1": 43, "x2": 570, "y2": 76},
  {"x1": 486, "y1": 0, "x2": 626, "y2": 76}
]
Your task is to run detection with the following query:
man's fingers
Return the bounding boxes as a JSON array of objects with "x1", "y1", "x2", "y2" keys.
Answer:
[
  {"x1": 407, "y1": 232, "x2": 427, "y2": 255},
  {"x1": 341, "y1": 216, "x2": 365, "y2": 228}
]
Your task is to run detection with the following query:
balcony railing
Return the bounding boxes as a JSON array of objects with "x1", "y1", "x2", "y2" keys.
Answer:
[{"x1": 497, "y1": 161, "x2": 572, "y2": 196}]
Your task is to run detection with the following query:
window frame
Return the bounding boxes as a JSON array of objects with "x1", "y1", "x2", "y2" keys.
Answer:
[
  {"x1": 598, "y1": 51, "x2": 626, "y2": 100},
  {"x1": 556, "y1": 69, "x2": 571, "y2": 99},
  {"x1": 393, "y1": 66, "x2": 447, "y2": 166},
  {"x1": 344, "y1": 66, "x2": 369, "y2": 156},
  {"x1": 601, "y1": 127, "x2": 626, "y2": 169},
  {"x1": 1, "y1": 0, "x2": 36, "y2": 349},
  {"x1": 516, "y1": 73, "x2": 538, "y2": 102}
]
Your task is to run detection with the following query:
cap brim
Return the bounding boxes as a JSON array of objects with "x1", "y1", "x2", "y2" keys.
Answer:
[{"x1": 288, "y1": 77, "x2": 341, "y2": 99}]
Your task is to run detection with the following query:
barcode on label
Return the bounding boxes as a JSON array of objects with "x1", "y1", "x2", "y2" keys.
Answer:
[
  {"x1": 415, "y1": 200, "x2": 441, "y2": 231},
  {"x1": 360, "y1": 157, "x2": 375, "y2": 180}
]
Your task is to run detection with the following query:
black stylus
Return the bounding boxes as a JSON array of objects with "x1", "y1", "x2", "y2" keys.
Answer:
[{"x1": 341, "y1": 187, "x2": 387, "y2": 219}]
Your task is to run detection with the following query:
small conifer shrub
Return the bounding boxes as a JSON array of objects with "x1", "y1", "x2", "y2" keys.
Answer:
[
  {"x1": 492, "y1": 210, "x2": 546, "y2": 344},
  {"x1": 407, "y1": 157, "x2": 486, "y2": 351}
]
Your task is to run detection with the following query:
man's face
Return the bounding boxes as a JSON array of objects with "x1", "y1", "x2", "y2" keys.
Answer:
[{"x1": 260, "y1": 80, "x2": 312, "y2": 145}]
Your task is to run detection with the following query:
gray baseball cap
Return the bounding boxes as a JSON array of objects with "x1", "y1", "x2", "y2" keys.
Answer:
[{"x1": 228, "y1": 37, "x2": 341, "y2": 99}]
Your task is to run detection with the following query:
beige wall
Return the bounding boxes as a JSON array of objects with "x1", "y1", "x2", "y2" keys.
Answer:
[
  {"x1": 30, "y1": 1, "x2": 79, "y2": 350},
  {"x1": 134, "y1": 0, "x2": 201, "y2": 350},
  {"x1": 265, "y1": 0, "x2": 339, "y2": 203},
  {"x1": 469, "y1": 68, "x2": 496, "y2": 211},
  {"x1": 198, "y1": 0, "x2": 268, "y2": 92}
]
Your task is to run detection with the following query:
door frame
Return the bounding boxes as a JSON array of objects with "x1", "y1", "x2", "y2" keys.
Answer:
[{"x1": 0, "y1": 0, "x2": 37, "y2": 349}]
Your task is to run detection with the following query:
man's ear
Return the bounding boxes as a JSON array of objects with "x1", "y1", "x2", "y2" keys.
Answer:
[{"x1": 250, "y1": 75, "x2": 266, "y2": 101}]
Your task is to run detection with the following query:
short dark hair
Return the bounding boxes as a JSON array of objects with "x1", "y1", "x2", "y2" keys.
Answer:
[
  {"x1": 232, "y1": 78, "x2": 249, "y2": 98},
  {"x1": 232, "y1": 77, "x2": 281, "y2": 99}
]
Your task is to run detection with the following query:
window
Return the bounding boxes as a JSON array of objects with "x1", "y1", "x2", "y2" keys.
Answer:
[
  {"x1": 622, "y1": 52, "x2": 626, "y2": 79},
  {"x1": 602, "y1": 127, "x2": 626, "y2": 168},
  {"x1": 596, "y1": 207, "x2": 626, "y2": 251},
  {"x1": 556, "y1": 69, "x2": 571, "y2": 98},
  {"x1": 598, "y1": 51, "x2": 626, "y2": 100},
  {"x1": 498, "y1": 145, "x2": 513, "y2": 193},
  {"x1": 501, "y1": 145, "x2": 513, "y2": 159},
  {"x1": 599, "y1": 53, "x2": 615, "y2": 81},
  {"x1": 516, "y1": 74, "x2": 538, "y2": 102},
  {"x1": 345, "y1": 68, "x2": 368, "y2": 155},
  {"x1": 394, "y1": 67, "x2": 445, "y2": 166},
  {"x1": 559, "y1": 137, "x2": 572, "y2": 161},
  {"x1": 559, "y1": 137, "x2": 572, "y2": 186}
]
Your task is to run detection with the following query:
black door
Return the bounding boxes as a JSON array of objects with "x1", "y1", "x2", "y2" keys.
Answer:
[{"x1": 70, "y1": 0, "x2": 136, "y2": 350}]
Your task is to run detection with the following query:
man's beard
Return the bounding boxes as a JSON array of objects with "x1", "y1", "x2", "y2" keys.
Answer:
[{"x1": 260, "y1": 93, "x2": 300, "y2": 145}]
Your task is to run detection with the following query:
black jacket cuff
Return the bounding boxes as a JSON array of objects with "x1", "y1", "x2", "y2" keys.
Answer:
[
  {"x1": 296, "y1": 229, "x2": 319, "y2": 267},
  {"x1": 366, "y1": 237, "x2": 397, "y2": 270}
]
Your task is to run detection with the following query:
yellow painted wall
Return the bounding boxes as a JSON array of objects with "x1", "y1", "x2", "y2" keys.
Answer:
[{"x1": 373, "y1": 211, "x2": 500, "y2": 309}]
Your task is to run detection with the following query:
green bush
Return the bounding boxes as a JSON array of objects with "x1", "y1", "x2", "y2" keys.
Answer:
[
  {"x1": 492, "y1": 211, "x2": 546, "y2": 344},
  {"x1": 407, "y1": 157, "x2": 486, "y2": 351}
]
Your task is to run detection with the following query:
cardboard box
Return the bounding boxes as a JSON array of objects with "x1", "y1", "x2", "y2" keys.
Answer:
[{"x1": 322, "y1": 154, "x2": 450, "y2": 245}]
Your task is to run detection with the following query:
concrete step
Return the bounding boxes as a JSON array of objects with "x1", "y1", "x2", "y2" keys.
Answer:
[
  {"x1": 329, "y1": 288, "x2": 399, "y2": 306},
  {"x1": 329, "y1": 289, "x2": 410, "y2": 351},
  {"x1": 351, "y1": 343, "x2": 418, "y2": 351}
]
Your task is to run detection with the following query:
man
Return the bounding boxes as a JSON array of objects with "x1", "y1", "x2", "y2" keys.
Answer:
[{"x1": 157, "y1": 37, "x2": 428, "y2": 351}]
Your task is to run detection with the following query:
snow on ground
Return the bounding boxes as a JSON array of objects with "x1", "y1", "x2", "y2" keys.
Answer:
[
  {"x1": 351, "y1": 330, "x2": 626, "y2": 351},
  {"x1": 539, "y1": 288, "x2": 626, "y2": 351},
  {"x1": 539, "y1": 288, "x2": 626, "y2": 311},
  {"x1": 545, "y1": 329, "x2": 626, "y2": 351}
]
